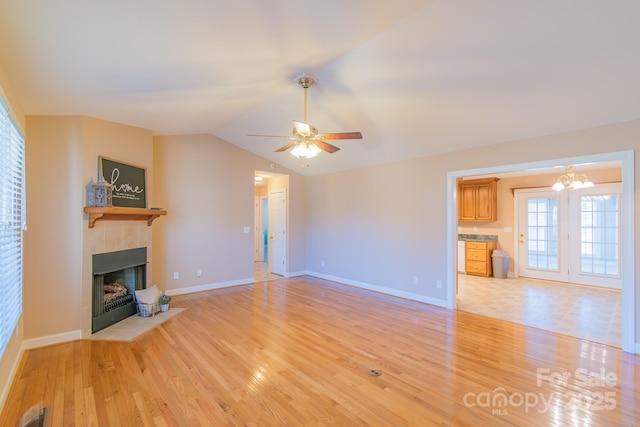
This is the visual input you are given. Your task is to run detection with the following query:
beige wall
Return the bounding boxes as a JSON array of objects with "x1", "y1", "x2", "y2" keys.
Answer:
[
  {"x1": 306, "y1": 119, "x2": 640, "y2": 341},
  {"x1": 152, "y1": 134, "x2": 306, "y2": 292},
  {"x1": 459, "y1": 168, "x2": 622, "y2": 272},
  {"x1": 25, "y1": 116, "x2": 85, "y2": 338},
  {"x1": 23, "y1": 116, "x2": 155, "y2": 338},
  {"x1": 0, "y1": 59, "x2": 25, "y2": 410}
]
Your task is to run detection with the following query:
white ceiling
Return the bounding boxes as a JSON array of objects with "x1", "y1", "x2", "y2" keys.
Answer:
[{"x1": 1, "y1": 0, "x2": 639, "y2": 176}]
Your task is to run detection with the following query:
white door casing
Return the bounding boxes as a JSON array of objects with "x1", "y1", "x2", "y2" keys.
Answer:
[
  {"x1": 254, "y1": 196, "x2": 262, "y2": 261},
  {"x1": 448, "y1": 150, "x2": 634, "y2": 353},
  {"x1": 268, "y1": 188, "x2": 286, "y2": 276}
]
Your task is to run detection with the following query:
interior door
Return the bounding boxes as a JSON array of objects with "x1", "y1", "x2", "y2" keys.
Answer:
[
  {"x1": 516, "y1": 190, "x2": 569, "y2": 282},
  {"x1": 268, "y1": 188, "x2": 286, "y2": 276}
]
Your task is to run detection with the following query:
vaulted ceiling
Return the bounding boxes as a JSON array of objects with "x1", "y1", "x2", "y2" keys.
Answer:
[{"x1": 1, "y1": 0, "x2": 639, "y2": 175}]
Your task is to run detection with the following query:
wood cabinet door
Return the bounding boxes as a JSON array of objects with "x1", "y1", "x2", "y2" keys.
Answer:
[
  {"x1": 466, "y1": 261, "x2": 487, "y2": 275},
  {"x1": 458, "y1": 184, "x2": 477, "y2": 220},
  {"x1": 474, "y1": 181, "x2": 494, "y2": 220},
  {"x1": 458, "y1": 178, "x2": 498, "y2": 221}
]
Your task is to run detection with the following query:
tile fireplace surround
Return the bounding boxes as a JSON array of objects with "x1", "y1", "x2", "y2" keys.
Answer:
[{"x1": 82, "y1": 219, "x2": 153, "y2": 337}]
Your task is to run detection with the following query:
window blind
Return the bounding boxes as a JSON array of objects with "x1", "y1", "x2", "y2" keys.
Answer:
[{"x1": 0, "y1": 97, "x2": 24, "y2": 358}]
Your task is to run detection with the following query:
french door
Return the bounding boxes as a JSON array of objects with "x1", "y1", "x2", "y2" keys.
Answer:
[{"x1": 516, "y1": 183, "x2": 621, "y2": 288}]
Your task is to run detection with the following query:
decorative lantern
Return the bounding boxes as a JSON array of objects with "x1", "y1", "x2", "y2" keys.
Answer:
[{"x1": 87, "y1": 176, "x2": 113, "y2": 207}]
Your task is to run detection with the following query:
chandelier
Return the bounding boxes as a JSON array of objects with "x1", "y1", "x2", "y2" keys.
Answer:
[{"x1": 551, "y1": 166, "x2": 594, "y2": 191}]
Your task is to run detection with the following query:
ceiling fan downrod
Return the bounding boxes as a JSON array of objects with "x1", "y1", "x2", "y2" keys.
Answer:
[{"x1": 297, "y1": 75, "x2": 316, "y2": 124}]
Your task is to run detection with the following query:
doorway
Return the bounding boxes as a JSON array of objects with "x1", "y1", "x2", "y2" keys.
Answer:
[
  {"x1": 254, "y1": 171, "x2": 289, "y2": 281},
  {"x1": 447, "y1": 151, "x2": 635, "y2": 353}
]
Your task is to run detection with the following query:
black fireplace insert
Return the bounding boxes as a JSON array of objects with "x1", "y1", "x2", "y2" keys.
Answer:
[{"x1": 92, "y1": 247, "x2": 147, "y2": 333}]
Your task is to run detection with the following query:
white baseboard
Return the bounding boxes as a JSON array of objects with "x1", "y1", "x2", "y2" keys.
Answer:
[
  {"x1": 166, "y1": 277, "x2": 255, "y2": 296},
  {"x1": 0, "y1": 342, "x2": 26, "y2": 415},
  {"x1": 305, "y1": 271, "x2": 448, "y2": 308},
  {"x1": 285, "y1": 270, "x2": 307, "y2": 278},
  {"x1": 22, "y1": 330, "x2": 82, "y2": 350}
]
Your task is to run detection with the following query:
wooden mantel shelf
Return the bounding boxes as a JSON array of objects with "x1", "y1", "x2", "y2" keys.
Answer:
[{"x1": 84, "y1": 207, "x2": 167, "y2": 228}]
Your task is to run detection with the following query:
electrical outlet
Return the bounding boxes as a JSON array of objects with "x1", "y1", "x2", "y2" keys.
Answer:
[
  {"x1": 436, "y1": 280, "x2": 442, "y2": 289},
  {"x1": 197, "y1": 269, "x2": 202, "y2": 277},
  {"x1": 413, "y1": 276, "x2": 419, "y2": 285},
  {"x1": 173, "y1": 272, "x2": 179, "y2": 280}
]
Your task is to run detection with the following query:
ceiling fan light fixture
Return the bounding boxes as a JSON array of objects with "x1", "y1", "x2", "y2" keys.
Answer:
[
  {"x1": 248, "y1": 72, "x2": 362, "y2": 161},
  {"x1": 290, "y1": 141, "x2": 321, "y2": 159}
]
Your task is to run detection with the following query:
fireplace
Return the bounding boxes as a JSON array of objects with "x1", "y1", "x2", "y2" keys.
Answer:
[{"x1": 92, "y1": 247, "x2": 147, "y2": 333}]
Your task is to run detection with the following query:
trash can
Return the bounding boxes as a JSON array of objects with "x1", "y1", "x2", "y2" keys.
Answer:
[{"x1": 491, "y1": 250, "x2": 509, "y2": 279}]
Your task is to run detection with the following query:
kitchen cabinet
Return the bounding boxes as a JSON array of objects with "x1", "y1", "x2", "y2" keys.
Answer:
[
  {"x1": 458, "y1": 178, "x2": 499, "y2": 221},
  {"x1": 465, "y1": 241, "x2": 497, "y2": 277}
]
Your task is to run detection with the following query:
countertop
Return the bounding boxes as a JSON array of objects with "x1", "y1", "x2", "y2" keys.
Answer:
[{"x1": 458, "y1": 234, "x2": 498, "y2": 242}]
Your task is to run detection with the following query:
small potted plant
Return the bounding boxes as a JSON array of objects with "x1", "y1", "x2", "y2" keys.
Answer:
[{"x1": 158, "y1": 293, "x2": 172, "y2": 312}]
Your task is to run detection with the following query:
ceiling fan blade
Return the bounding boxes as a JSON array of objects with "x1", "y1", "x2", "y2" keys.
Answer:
[
  {"x1": 317, "y1": 132, "x2": 363, "y2": 140},
  {"x1": 248, "y1": 134, "x2": 294, "y2": 139},
  {"x1": 275, "y1": 141, "x2": 297, "y2": 152},
  {"x1": 316, "y1": 140, "x2": 340, "y2": 153},
  {"x1": 293, "y1": 120, "x2": 311, "y2": 136}
]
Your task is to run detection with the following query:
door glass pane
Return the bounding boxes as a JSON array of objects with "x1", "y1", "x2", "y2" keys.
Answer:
[
  {"x1": 580, "y1": 195, "x2": 619, "y2": 277},
  {"x1": 527, "y1": 198, "x2": 558, "y2": 270}
]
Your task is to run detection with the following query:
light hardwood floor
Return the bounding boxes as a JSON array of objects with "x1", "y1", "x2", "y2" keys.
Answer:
[
  {"x1": 2, "y1": 276, "x2": 638, "y2": 426},
  {"x1": 254, "y1": 261, "x2": 281, "y2": 282}
]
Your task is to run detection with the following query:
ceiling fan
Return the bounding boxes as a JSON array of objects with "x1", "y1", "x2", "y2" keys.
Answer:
[{"x1": 248, "y1": 74, "x2": 363, "y2": 160}]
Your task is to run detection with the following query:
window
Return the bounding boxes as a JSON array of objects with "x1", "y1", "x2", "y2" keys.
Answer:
[
  {"x1": 0, "y1": 97, "x2": 25, "y2": 357},
  {"x1": 579, "y1": 194, "x2": 619, "y2": 277},
  {"x1": 526, "y1": 197, "x2": 559, "y2": 270}
]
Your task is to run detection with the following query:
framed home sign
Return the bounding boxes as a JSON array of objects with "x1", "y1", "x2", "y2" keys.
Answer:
[{"x1": 99, "y1": 156, "x2": 147, "y2": 208}]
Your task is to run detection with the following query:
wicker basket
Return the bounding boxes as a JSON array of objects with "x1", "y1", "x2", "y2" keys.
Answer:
[{"x1": 137, "y1": 301, "x2": 159, "y2": 317}]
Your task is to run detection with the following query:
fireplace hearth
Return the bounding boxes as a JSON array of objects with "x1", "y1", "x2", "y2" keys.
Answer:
[{"x1": 92, "y1": 247, "x2": 147, "y2": 333}]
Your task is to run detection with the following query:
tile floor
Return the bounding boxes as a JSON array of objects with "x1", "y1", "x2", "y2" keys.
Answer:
[
  {"x1": 89, "y1": 308, "x2": 185, "y2": 341},
  {"x1": 457, "y1": 274, "x2": 622, "y2": 347}
]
